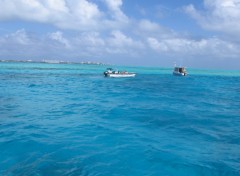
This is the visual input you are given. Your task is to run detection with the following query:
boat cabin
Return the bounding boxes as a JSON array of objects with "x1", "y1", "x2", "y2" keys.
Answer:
[{"x1": 173, "y1": 67, "x2": 187, "y2": 76}]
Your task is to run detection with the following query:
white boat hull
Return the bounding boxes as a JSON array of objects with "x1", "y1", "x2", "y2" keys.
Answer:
[
  {"x1": 173, "y1": 72, "x2": 187, "y2": 76},
  {"x1": 107, "y1": 73, "x2": 136, "y2": 78}
]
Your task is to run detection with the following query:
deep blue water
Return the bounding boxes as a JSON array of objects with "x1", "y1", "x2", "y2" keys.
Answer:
[{"x1": 0, "y1": 62, "x2": 240, "y2": 176}]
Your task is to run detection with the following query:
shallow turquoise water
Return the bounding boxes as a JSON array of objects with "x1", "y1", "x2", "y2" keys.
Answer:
[{"x1": 0, "y1": 62, "x2": 240, "y2": 176}]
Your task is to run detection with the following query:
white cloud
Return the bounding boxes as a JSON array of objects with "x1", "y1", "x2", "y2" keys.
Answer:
[
  {"x1": 0, "y1": 0, "x2": 49, "y2": 22},
  {"x1": 147, "y1": 36, "x2": 240, "y2": 58},
  {"x1": 105, "y1": 30, "x2": 144, "y2": 55},
  {"x1": 72, "y1": 32, "x2": 106, "y2": 57},
  {"x1": 76, "y1": 32, "x2": 105, "y2": 47},
  {"x1": 49, "y1": 31, "x2": 70, "y2": 48},
  {"x1": 3, "y1": 29, "x2": 31, "y2": 45},
  {"x1": 0, "y1": 29, "x2": 40, "y2": 57},
  {"x1": 0, "y1": 0, "x2": 128, "y2": 31},
  {"x1": 139, "y1": 20, "x2": 160, "y2": 32},
  {"x1": 64, "y1": 0, "x2": 102, "y2": 27},
  {"x1": 185, "y1": 0, "x2": 240, "y2": 36},
  {"x1": 104, "y1": 0, "x2": 122, "y2": 10},
  {"x1": 137, "y1": 19, "x2": 177, "y2": 39},
  {"x1": 45, "y1": 0, "x2": 69, "y2": 12},
  {"x1": 0, "y1": 28, "x2": 240, "y2": 68},
  {"x1": 147, "y1": 37, "x2": 168, "y2": 51},
  {"x1": 108, "y1": 31, "x2": 136, "y2": 47},
  {"x1": 104, "y1": 0, "x2": 128, "y2": 22}
]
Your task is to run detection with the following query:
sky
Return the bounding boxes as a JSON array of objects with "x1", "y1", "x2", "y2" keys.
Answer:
[{"x1": 0, "y1": 0, "x2": 240, "y2": 69}]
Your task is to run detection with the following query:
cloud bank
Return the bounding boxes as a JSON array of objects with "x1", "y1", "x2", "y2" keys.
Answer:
[
  {"x1": 0, "y1": 0, "x2": 239, "y2": 68},
  {"x1": 185, "y1": 0, "x2": 240, "y2": 37},
  {"x1": 0, "y1": 0, "x2": 128, "y2": 30}
]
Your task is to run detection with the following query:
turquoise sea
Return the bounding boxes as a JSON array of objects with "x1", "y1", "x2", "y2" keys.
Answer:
[{"x1": 0, "y1": 62, "x2": 240, "y2": 176}]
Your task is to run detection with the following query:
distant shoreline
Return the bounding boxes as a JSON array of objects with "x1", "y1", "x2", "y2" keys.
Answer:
[
  {"x1": 1, "y1": 59, "x2": 239, "y2": 72},
  {"x1": 0, "y1": 59, "x2": 109, "y2": 65}
]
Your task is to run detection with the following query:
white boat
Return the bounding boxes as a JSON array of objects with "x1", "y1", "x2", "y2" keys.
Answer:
[
  {"x1": 107, "y1": 73, "x2": 136, "y2": 78},
  {"x1": 173, "y1": 66, "x2": 187, "y2": 76},
  {"x1": 104, "y1": 68, "x2": 136, "y2": 78}
]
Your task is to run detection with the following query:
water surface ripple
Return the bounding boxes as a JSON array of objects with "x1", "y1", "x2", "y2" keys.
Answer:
[{"x1": 0, "y1": 63, "x2": 240, "y2": 176}]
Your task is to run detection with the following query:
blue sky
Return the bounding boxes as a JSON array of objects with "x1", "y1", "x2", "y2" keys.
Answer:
[{"x1": 0, "y1": 0, "x2": 240, "y2": 69}]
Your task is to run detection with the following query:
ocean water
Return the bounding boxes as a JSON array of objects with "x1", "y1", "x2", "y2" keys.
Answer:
[{"x1": 0, "y1": 62, "x2": 239, "y2": 176}]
